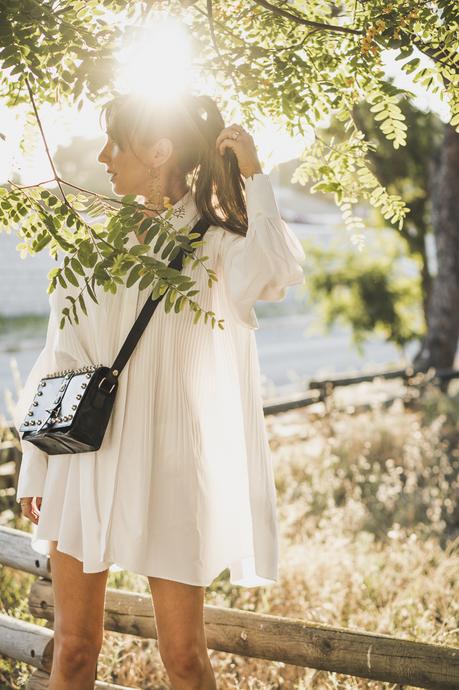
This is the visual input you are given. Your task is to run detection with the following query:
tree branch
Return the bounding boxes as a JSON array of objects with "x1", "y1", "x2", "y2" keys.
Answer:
[
  {"x1": 206, "y1": 0, "x2": 241, "y2": 95},
  {"x1": 24, "y1": 76, "x2": 71, "y2": 207},
  {"x1": 252, "y1": 0, "x2": 363, "y2": 36},
  {"x1": 410, "y1": 36, "x2": 459, "y2": 75}
]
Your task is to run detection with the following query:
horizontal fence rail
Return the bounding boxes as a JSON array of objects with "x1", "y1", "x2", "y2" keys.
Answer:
[
  {"x1": 0, "y1": 614, "x2": 53, "y2": 670},
  {"x1": 30, "y1": 577, "x2": 459, "y2": 689},
  {"x1": 0, "y1": 614, "x2": 140, "y2": 690},
  {"x1": 26, "y1": 670, "x2": 138, "y2": 690},
  {"x1": 0, "y1": 525, "x2": 50, "y2": 577},
  {"x1": 2, "y1": 369, "x2": 458, "y2": 444},
  {"x1": 309, "y1": 366, "x2": 459, "y2": 390},
  {"x1": 1, "y1": 526, "x2": 458, "y2": 690},
  {"x1": 266, "y1": 366, "x2": 459, "y2": 414}
]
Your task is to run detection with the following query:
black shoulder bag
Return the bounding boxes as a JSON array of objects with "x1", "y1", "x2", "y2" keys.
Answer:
[{"x1": 19, "y1": 217, "x2": 210, "y2": 455}]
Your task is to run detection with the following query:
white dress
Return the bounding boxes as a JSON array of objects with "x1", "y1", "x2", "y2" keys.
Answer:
[{"x1": 13, "y1": 173, "x2": 305, "y2": 587}]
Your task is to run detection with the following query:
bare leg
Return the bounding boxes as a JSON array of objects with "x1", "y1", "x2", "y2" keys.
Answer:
[
  {"x1": 48, "y1": 541, "x2": 109, "y2": 690},
  {"x1": 147, "y1": 576, "x2": 217, "y2": 690}
]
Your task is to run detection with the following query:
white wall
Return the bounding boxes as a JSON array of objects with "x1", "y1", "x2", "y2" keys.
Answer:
[{"x1": 0, "y1": 230, "x2": 57, "y2": 316}]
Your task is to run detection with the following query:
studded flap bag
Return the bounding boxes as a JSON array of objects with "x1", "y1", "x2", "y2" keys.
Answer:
[{"x1": 19, "y1": 217, "x2": 210, "y2": 455}]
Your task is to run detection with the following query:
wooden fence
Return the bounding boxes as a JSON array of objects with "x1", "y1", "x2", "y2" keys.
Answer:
[
  {"x1": 264, "y1": 365, "x2": 459, "y2": 414},
  {"x1": 1, "y1": 365, "x2": 458, "y2": 686},
  {"x1": 0, "y1": 437, "x2": 18, "y2": 509},
  {"x1": 1, "y1": 526, "x2": 458, "y2": 689}
]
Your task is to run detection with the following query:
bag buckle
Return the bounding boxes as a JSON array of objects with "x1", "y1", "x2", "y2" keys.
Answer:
[{"x1": 98, "y1": 376, "x2": 116, "y2": 395}]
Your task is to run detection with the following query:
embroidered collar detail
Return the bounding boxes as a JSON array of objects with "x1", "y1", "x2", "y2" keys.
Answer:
[
  {"x1": 167, "y1": 188, "x2": 200, "y2": 231},
  {"x1": 127, "y1": 188, "x2": 201, "y2": 252}
]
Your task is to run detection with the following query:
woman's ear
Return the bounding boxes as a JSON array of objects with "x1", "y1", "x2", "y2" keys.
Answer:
[{"x1": 151, "y1": 137, "x2": 174, "y2": 167}]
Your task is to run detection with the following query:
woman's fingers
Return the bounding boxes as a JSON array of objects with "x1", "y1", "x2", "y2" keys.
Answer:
[
  {"x1": 214, "y1": 123, "x2": 262, "y2": 178},
  {"x1": 215, "y1": 123, "x2": 249, "y2": 155},
  {"x1": 20, "y1": 497, "x2": 41, "y2": 525}
]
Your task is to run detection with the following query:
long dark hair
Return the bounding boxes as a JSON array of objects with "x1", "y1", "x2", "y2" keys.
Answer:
[{"x1": 99, "y1": 92, "x2": 248, "y2": 237}]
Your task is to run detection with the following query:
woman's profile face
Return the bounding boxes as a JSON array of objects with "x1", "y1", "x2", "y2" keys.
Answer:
[
  {"x1": 98, "y1": 132, "x2": 152, "y2": 197},
  {"x1": 98, "y1": 130, "x2": 175, "y2": 199}
]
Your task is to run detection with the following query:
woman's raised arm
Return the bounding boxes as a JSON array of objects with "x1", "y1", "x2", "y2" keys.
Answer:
[{"x1": 218, "y1": 173, "x2": 306, "y2": 329}]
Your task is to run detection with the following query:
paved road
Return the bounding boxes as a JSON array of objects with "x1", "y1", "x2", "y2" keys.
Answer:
[{"x1": 0, "y1": 310, "x2": 416, "y2": 421}]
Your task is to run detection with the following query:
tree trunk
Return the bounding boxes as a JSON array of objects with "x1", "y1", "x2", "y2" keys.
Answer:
[
  {"x1": 414, "y1": 123, "x2": 459, "y2": 373},
  {"x1": 419, "y1": 233, "x2": 432, "y2": 327}
]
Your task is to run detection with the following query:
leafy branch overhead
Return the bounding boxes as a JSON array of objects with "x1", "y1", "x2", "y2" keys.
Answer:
[
  {"x1": 0, "y1": 0, "x2": 458, "y2": 323},
  {"x1": 0, "y1": 182, "x2": 221, "y2": 330}
]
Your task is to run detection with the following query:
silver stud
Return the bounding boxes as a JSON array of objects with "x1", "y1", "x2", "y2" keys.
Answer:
[
  {"x1": 24, "y1": 421, "x2": 29, "y2": 426},
  {"x1": 81, "y1": 383, "x2": 87, "y2": 388},
  {"x1": 76, "y1": 394, "x2": 82, "y2": 400},
  {"x1": 28, "y1": 411, "x2": 33, "y2": 416},
  {"x1": 72, "y1": 404, "x2": 77, "y2": 410},
  {"x1": 37, "y1": 391, "x2": 43, "y2": 396},
  {"x1": 33, "y1": 401, "x2": 38, "y2": 406}
]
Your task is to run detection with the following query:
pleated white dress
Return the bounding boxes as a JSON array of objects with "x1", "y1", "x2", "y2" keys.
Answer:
[{"x1": 13, "y1": 173, "x2": 305, "y2": 587}]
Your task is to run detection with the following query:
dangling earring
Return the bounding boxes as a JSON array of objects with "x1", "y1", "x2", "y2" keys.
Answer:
[{"x1": 146, "y1": 166, "x2": 164, "y2": 212}]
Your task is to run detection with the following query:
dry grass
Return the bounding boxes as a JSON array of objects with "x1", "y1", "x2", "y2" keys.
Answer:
[{"x1": 1, "y1": 386, "x2": 458, "y2": 689}]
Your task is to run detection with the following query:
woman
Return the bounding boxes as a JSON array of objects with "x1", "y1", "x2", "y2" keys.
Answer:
[{"x1": 14, "y1": 92, "x2": 305, "y2": 690}]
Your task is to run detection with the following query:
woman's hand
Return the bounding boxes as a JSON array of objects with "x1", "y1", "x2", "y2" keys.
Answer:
[
  {"x1": 20, "y1": 496, "x2": 42, "y2": 525},
  {"x1": 215, "y1": 124, "x2": 263, "y2": 179}
]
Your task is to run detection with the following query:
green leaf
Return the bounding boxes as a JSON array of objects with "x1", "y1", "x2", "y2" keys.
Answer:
[
  {"x1": 64, "y1": 266, "x2": 79, "y2": 287},
  {"x1": 161, "y1": 240, "x2": 175, "y2": 259},
  {"x1": 130, "y1": 244, "x2": 150, "y2": 256},
  {"x1": 71, "y1": 257, "x2": 85, "y2": 276},
  {"x1": 164, "y1": 287, "x2": 175, "y2": 313},
  {"x1": 174, "y1": 295, "x2": 184, "y2": 313},
  {"x1": 154, "y1": 231, "x2": 167, "y2": 253},
  {"x1": 138, "y1": 271, "x2": 155, "y2": 290},
  {"x1": 85, "y1": 278, "x2": 98, "y2": 304},
  {"x1": 78, "y1": 293, "x2": 87, "y2": 316},
  {"x1": 138, "y1": 217, "x2": 153, "y2": 235},
  {"x1": 126, "y1": 263, "x2": 143, "y2": 287}
]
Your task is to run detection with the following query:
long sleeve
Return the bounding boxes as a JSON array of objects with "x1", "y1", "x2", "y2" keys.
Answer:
[
  {"x1": 12, "y1": 301, "x2": 59, "y2": 502},
  {"x1": 219, "y1": 173, "x2": 306, "y2": 329}
]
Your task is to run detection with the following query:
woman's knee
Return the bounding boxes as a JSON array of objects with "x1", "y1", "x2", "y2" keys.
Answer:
[
  {"x1": 54, "y1": 631, "x2": 102, "y2": 676},
  {"x1": 159, "y1": 640, "x2": 208, "y2": 681}
]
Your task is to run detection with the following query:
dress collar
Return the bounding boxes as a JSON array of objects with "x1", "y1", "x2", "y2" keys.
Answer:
[
  {"x1": 126, "y1": 188, "x2": 201, "y2": 252},
  {"x1": 165, "y1": 187, "x2": 200, "y2": 230},
  {"x1": 129, "y1": 189, "x2": 198, "y2": 234}
]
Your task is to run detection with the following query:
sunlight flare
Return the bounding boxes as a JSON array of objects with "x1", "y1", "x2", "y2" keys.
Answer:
[{"x1": 114, "y1": 14, "x2": 193, "y2": 106}]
